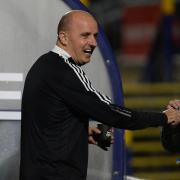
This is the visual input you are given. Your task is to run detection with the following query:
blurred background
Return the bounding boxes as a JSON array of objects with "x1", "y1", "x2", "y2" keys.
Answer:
[{"x1": 82, "y1": 0, "x2": 180, "y2": 179}]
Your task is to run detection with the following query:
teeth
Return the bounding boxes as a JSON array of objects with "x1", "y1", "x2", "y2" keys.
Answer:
[{"x1": 84, "y1": 50, "x2": 91, "y2": 53}]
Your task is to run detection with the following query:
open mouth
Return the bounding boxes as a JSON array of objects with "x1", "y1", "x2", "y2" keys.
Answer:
[{"x1": 83, "y1": 49, "x2": 93, "y2": 56}]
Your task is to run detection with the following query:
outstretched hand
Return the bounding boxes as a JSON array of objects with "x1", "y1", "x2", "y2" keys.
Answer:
[
  {"x1": 167, "y1": 99, "x2": 180, "y2": 110},
  {"x1": 163, "y1": 108, "x2": 180, "y2": 126}
]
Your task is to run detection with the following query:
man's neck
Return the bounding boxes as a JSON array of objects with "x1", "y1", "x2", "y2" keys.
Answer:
[{"x1": 51, "y1": 45, "x2": 70, "y2": 60}]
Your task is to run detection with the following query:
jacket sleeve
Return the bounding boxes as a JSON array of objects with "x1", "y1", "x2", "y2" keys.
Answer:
[{"x1": 47, "y1": 62, "x2": 167, "y2": 130}]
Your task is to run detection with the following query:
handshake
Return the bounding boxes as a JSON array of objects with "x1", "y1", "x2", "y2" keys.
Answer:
[
  {"x1": 161, "y1": 99, "x2": 180, "y2": 153},
  {"x1": 88, "y1": 124, "x2": 113, "y2": 151}
]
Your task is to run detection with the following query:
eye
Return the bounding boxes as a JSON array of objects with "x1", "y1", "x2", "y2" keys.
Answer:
[{"x1": 81, "y1": 32, "x2": 90, "y2": 39}]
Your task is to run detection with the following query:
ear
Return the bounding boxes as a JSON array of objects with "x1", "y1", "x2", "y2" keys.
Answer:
[{"x1": 58, "y1": 31, "x2": 68, "y2": 46}]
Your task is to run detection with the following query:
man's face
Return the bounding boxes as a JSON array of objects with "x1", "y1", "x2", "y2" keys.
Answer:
[{"x1": 65, "y1": 14, "x2": 98, "y2": 65}]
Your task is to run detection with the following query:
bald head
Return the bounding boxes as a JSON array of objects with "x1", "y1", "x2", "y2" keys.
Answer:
[
  {"x1": 57, "y1": 10, "x2": 97, "y2": 35},
  {"x1": 56, "y1": 10, "x2": 98, "y2": 65}
]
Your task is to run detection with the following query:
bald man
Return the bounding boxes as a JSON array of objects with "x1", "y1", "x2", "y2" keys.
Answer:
[{"x1": 20, "y1": 10, "x2": 180, "y2": 180}]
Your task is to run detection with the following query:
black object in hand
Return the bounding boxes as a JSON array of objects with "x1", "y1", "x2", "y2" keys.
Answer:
[{"x1": 93, "y1": 124, "x2": 112, "y2": 151}]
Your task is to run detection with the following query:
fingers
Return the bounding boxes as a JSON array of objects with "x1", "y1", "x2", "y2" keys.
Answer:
[
  {"x1": 92, "y1": 127, "x2": 101, "y2": 134},
  {"x1": 88, "y1": 126, "x2": 114, "y2": 145},
  {"x1": 167, "y1": 105, "x2": 172, "y2": 109},
  {"x1": 88, "y1": 127, "x2": 101, "y2": 135},
  {"x1": 164, "y1": 108, "x2": 180, "y2": 125},
  {"x1": 174, "y1": 111, "x2": 180, "y2": 125},
  {"x1": 167, "y1": 99, "x2": 180, "y2": 109},
  {"x1": 88, "y1": 127, "x2": 101, "y2": 145},
  {"x1": 163, "y1": 108, "x2": 174, "y2": 124},
  {"x1": 88, "y1": 136, "x2": 97, "y2": 145},
  {"x1": 165, "y1": 99, "x2": 180, "y2": 126}
]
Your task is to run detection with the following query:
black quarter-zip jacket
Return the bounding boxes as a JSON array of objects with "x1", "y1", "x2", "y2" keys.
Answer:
[{"x1": 20, "y1": 51, "x2": 167, "y2": 180}]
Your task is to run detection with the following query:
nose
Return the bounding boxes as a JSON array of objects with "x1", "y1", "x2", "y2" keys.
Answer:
[{"x1": 88, "y1": 35, "x2": 97, "y2": 47}]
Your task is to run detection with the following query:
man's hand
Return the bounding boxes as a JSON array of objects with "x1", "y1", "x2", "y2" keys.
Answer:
[
  {"x1": 167, "y1": 99, "x2": 180, "y2": 110},
  {"x1": 163, "y1": 108, "x2": 180, "y2": 126},
  {"x1": 88, "y1": 127, "x2": 101, "y2": 144},
  {"x1": 161, "y1": 100, "x2": 180, "y2": 152}
]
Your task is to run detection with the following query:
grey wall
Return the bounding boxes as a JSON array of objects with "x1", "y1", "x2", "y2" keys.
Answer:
[{"x1": 0, "y1": 0, "x2": 113, "y2": 179}]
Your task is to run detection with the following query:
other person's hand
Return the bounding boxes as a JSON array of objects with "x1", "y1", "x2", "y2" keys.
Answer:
[
  {"x1": 163, "y1": 108, "x2": 180, "y2": 126},
  {"x1": 167, "y1": 99, "x2": 180, "y2": 110}
]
